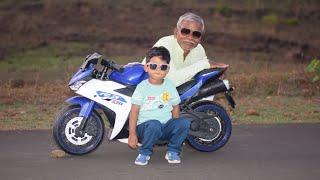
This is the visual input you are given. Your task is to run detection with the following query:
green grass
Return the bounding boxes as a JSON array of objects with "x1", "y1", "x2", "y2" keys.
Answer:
[
  {"x1": 0, "y1": 42, "x2": 91, "y2": 71},
  {"x1": 0, "y1": 42, "x2": 133, "y2": 73}
]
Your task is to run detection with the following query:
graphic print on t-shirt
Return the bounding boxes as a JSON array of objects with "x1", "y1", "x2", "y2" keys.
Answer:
[
  {"x1": 141, "y1": 92, "x2": 170, "y2": 111},
  {"x1": 161, "y1": 91, "x2": 170, "y2": 103}
]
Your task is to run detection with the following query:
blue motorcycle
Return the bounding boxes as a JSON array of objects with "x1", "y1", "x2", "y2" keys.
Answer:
[{"x1": 53, "y1": 52, "x2": 236, "y2": 155}]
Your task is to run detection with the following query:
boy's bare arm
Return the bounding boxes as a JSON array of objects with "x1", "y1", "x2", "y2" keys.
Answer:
[
  {"x1": 172, "y1": 105, "x2": 180, "y2": 119},
  {"x1": 128, "y1": 104, "x2": 140, "y2": 149}
]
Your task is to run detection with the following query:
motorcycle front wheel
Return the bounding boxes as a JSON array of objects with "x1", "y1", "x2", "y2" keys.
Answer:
[
  {"x1": 53, "y1": 105, "x2": 105, "y2": 155},
  {"x1": 187, "y1": 101, "x2": 232, "y2": 152}
]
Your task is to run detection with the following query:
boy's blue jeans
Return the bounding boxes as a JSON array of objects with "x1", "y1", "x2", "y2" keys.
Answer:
[{"x1": 137, "y1": 118, "x2": 190, "y2": 156}]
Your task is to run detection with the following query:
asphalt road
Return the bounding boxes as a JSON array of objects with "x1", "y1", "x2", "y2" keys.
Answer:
[{"x1": 0, "y1": 124, "x2": 319, "y2": 180}]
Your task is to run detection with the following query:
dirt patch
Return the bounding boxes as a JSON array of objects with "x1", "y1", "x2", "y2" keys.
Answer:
[
  {"x1": 50, "y1": 149, "x2": 68, "y2": 158},
  {"x1": 212, "y1": 7, "x2": 320, "y2": 20},
  {"x1": 205, "y1": 32, "x2": 319, "y2": 62}
]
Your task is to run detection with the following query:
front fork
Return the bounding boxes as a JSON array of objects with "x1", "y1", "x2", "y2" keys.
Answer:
[{"x1": 76, "y1": 100, "x2": 96, "y2": 136}]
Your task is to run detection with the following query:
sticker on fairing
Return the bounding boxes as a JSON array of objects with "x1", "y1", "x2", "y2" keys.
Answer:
[{"x1": 96, "y1": 91, "x2": 127, "y2": 105}]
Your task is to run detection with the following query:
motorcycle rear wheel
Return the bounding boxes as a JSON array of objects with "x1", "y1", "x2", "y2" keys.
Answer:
[
  {"x1": 187, "y1": 101, "x2": 232, "y2": 152},
  {"x1": 53, "y1": 105, "x2": 105, "y2": 155}
]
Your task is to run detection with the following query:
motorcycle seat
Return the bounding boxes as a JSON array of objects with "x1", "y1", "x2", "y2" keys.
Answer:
[{"x1": 177, "y1": 79, "x2": 196, "y2": 95}]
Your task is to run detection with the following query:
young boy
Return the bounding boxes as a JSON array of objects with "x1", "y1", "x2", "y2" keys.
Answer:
[{"x1": 128, "y1": 46, "x2": 190, "y2": 166}]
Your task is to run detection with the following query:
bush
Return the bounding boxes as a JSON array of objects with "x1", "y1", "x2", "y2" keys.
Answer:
[
  {"x1": 262, "y1": 13, "x2": 279, "y2": 25},
  {"x1": 152, "y1": 0, "x2": 167, "y2": 7},
  {"x1": 305, "y1": 58, "x2": 320, "y2": 82},
  {"x1": 216, "y1": 4, "x2": 231, "y2": 17},
  {"x1": 281, "y1": 18, "x2": 299, "y2": 26}
]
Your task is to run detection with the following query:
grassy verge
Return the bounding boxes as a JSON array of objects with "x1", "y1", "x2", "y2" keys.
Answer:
[
  {"x1": 0, "y1": 103, "x2": 58, "y2": 130},
  {"x1": 0, "y1": 82, "x2": 319, "y2": 130},
  {"x1": 0, "y1": 42, "x2": 141, "y2": 84},
  {"x1": 229, "y1": 96, "x2": 320, "y2": 124},
  {"x1": 0, "y1": 44, "x2": 319, "y2": 130}
]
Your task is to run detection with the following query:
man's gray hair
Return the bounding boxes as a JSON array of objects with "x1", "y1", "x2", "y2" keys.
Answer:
[{"x1": 177, "y1": 12, "x2": 205, "y2": 33}]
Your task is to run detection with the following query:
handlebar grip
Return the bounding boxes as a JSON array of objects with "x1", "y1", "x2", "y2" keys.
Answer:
[{"x1": 100, "y1": 59, "x2": 110, "y2": 66}]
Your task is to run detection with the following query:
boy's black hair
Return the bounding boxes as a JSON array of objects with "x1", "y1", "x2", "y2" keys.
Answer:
[{"x1": 145, "y1": 46, "x2": 171, "y2": 64}]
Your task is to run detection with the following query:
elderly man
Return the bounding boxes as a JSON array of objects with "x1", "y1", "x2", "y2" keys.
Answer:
[{"x1": 142, "y1": 12, "x2": 228, "y2": 87}]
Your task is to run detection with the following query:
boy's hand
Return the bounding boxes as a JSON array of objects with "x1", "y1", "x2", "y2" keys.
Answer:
[
  {"x1": 128, "y1": 104, "x2": 140, "y2": 149},
  {"x1": 128, "y1": 133, "x2": 138, "y2": 149}
]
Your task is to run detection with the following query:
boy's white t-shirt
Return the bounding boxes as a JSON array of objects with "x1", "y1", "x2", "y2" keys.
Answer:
[{"x1": 131, "y1": 79, "x2": 181, "y2": 125}]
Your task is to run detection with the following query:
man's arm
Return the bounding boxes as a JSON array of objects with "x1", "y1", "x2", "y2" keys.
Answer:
[
  {"x1": 167, "y1": 60, "x2": 210, "y2": 87},
  {"x1": 128, "y1": 104, "x2": 140, "y2": 149},
  {"x1": 209, "y1": 60, "x2": 229, "y2": 69}
]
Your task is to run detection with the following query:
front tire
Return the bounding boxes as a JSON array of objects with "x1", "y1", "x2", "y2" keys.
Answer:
[
  {"x1": 187, "y1": 101, "x2": 232, "y2": 152},
  {"x1": 53, "y1": 105, "x2": 105, "y2": 155}
]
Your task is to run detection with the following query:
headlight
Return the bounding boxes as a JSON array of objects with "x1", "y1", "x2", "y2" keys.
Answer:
[{"x1": 69, "y1": 80, "x2": 87, "y2": 91}]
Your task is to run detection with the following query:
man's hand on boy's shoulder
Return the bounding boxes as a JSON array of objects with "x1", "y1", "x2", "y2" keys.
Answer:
[{"x1": 128, "y1": 133, "x2": 138, "y2": 149}]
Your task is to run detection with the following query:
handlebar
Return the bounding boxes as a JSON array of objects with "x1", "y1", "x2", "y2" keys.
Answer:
[{"x1": 101, "y1": 59, "x2": 123, "y2": 71}]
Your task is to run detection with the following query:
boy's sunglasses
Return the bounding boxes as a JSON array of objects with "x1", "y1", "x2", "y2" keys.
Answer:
[
  {"x1": 180, "y1": 28, "x2": 202, "y2": 38},
  {"x1": 147, "y1": 63, "x2": 169, "y2": 71}
]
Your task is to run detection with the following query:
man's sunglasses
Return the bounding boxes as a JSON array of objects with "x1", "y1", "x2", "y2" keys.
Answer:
[
  {"x1": 147, "y1": 63, "x2": 169, "y2": 71},
  {"x1": 180, "y1": 28, "x2": 202, "y2": 38}
]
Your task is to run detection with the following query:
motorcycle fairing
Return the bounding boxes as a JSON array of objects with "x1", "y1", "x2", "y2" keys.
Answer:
[
  {"x1": 68, "y1": 64, "x2": 95, "y2": 86},
  {"x1": 76, "y1": 79, "x2": 132, "y2": 140},
  {"x1": 68, "y1": 53, "x2": 101, "y2": 86},
  {"x1": 179, "y1": 69, "x2": 222, "y2": 102},
  {"x1": 66, "y1": 96, "x2": 103, "y2": 113}
]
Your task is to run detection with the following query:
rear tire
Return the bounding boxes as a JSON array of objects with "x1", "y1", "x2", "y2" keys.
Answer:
[
  {"x1": 53, "y1": 105, "x2": 105, "y2": 155},
  {"x1": 186, "y1": 101, "x2": 232, "y2": 152}
]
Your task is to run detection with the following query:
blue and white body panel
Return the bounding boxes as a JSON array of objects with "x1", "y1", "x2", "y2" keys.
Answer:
[
  {"x1": 75, "y1": 79, "x2": 132, "y2": 140},
  {"x1": 180, "y1": 70, "x2": 225, "y2": 101},
  {"x1": 68, "y1": 52, "x2": 101, "y2": 86},
  {"x1": 68, "y1": 64, "x2": 94, "y2": 86}
]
